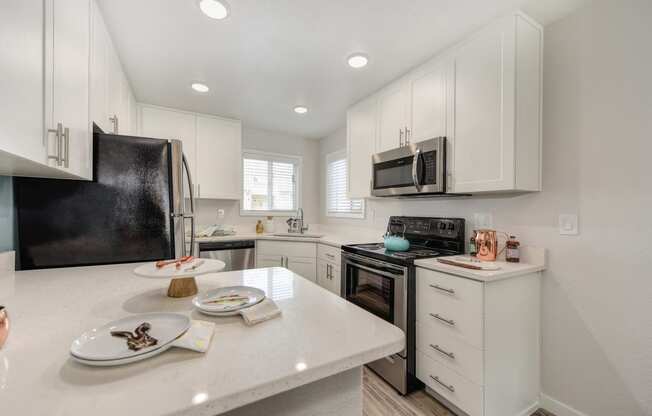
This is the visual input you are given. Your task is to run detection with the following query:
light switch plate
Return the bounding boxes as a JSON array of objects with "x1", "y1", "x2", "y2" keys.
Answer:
[
  {"x1": 474, "y1": 213, "x2": 493, "y2": 229},
  {"x1": 559, "y1": 214, "x2": 579, "y2": 235}
]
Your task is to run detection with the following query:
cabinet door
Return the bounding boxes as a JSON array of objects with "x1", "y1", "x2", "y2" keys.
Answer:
[
  {"x1": 451, "y1": 18, "x2": 516, "y2": 193},
  {"x1": 0, "y1": 0, "x2": 46, "y2": 166},
  {"x1": 90, "y1": 4, "x2": 109, "y2": 133},
  {"x1": 196, "y1": 116, "x2": 242, "y2": 199},
  {"x1": 377, "y1": 84, "x2": 409, "y2": 152},
  {"x1": 106, "y1": 44, "x2": 125, "y2": 133},
  {"x1": 127, "y1": 90, "x2": 138, "y2": 135},
  {"x1": 45, "y1": 0, "x2": 92, "y2": 179},
  {"x1": 346, "y1": 97, "x2": 377, "y2": 198},
  {"x1": 139, "y1": 106, "x2": 197, "y2": 178},
  {"x1": 410, "y1": 59, "x2": 449, "y2": 142},
  {"x1": 286, "y1": 257, "x2": 316, "y2": 282},
  {"x1": 256, "y1": 254, "x2": 284, "y2": 268}
]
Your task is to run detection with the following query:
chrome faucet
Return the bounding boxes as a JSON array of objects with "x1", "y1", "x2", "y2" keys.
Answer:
[{"x1": 286, "y1": 208, "x2": 309, "y2": 234}]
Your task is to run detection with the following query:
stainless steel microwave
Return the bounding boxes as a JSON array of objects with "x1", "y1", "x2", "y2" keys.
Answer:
[{"x1": 371, "y1": 137, "x2": 446, "y2": 197}]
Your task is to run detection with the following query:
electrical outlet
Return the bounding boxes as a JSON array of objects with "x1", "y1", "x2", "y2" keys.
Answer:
[
  {"x1": 559, "y1": 214, "x2": 579, "y2": 235},
  {"x1": 473, "y1": 213, "x2": 493, "y2": 229}
]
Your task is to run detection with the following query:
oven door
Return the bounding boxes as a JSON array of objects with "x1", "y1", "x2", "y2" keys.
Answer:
[
  {"x1": 371, "y1": 138, "x2": 445, "y2": 197},
  {"x1": 342, "y1": 252, "x2": 407, "y2": 356}
]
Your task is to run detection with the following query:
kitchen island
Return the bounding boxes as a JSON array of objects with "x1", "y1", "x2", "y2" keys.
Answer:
[{"x1": 0, "y1": 265, "x2": 404, "y2": 416}]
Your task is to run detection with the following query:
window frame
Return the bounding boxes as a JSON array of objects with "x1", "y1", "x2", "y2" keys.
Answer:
[
  {"x1": 240, "y1": 149, "x2": 302, "y2": 217},
  {"x1": 325, "y1": 150, "x2": 365, "y2": 219}
]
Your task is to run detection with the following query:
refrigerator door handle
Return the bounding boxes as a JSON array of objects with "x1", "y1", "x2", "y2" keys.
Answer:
[{"x1": 182, "y1": 154, "x2": 196, "y2": 257}]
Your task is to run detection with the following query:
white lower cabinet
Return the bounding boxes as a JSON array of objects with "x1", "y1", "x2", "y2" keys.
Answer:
[
  {"x1": 416, "y1": 267, "x2": 541, "y2": 416},
  {"x1": 256, "y1": 241, "x2": 317, "y2": 283},
  {"x1": 316, "y1": 244, "x2": 341, "y2": 295}
]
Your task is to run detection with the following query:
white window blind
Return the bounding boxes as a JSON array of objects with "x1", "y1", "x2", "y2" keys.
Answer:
[
  {"x1": 326, "y1": 151, "x2": 364, "y2": 218},
  {"x1": 242, "y1": 151, "x2": 300, "y2": 215}
]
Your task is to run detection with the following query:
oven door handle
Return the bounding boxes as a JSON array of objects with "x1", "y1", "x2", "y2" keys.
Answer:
[
  {"x1": 347, "y1": 261, "x2": 405, "y2": 280},
  {"x1": 412, "y1": 148, "x2": 422, "y2": 191}
]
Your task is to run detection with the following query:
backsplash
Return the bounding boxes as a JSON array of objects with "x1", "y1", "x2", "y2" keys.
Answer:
[{"x1": 0, "y1": 176, "x2": 13, "y2": 251}]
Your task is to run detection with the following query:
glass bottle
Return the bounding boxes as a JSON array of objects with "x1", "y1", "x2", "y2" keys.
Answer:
[
  {"x1": 469, "y1": 236, "x2": 477, "y2": 257},
  {"x1": 256, "y1": 220, "x2": 264, "y2": 234},
  {"x1": 505, "y1": 235, "x2": 520, "y2": 263}
]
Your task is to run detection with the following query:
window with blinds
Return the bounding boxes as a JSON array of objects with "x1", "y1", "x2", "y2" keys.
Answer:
[
  {"x1": 241, "y1": 151, "x2": 300, "y2": 215},
  {"x1": 326, "y1": 151, "x2": 364, "y2": 218}
]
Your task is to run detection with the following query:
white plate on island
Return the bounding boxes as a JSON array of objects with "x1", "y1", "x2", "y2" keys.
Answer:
[
  {"x1": 70, "y1": 313, "x2": 190, "y2": 361},
  {"x1": 193, "y1": 286, "x2": 266, "y2": 316},
  {"x1": 133, "y1": 258, "x2": 226, "y2": 279}
]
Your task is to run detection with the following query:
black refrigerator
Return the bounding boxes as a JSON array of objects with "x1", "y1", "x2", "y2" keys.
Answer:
[{"x1": 13, "y1": 132, "x2": 196, "y2": 270}]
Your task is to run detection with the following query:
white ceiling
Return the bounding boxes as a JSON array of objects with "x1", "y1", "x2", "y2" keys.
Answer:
[{"x1": 99, "y1": 0, "x2": 589, "y2": 139}]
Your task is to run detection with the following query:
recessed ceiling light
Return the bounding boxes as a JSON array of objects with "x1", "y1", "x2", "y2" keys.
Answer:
[
  {"x1": 293, "y1": 106, "x2": 308, "y2": 114},
  {"x1": 191, "y1": 82, "x2": 210, "y2": 93},
  {"x1": 198, "y1": 0, "x2": 230, "y2": 20},
  {"x1": 347, "y1": 53, "x2": 369, "y2": 69}
]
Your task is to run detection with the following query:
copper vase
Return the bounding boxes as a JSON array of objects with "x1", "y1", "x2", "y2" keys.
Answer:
[{"x1": 0, "y1": 306, "x2": 8, "y2": 349}]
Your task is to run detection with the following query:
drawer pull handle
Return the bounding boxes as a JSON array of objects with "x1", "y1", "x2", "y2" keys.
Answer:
[
  {"x1": 326, "y1": 253, "x2": 335, "y2": 259},
  {"x1": 430, "y1": 313, "x2": 455, "y2": 326},
  {"x1": 430, "y1": 344, "x2": 455, "y2": 359},
  {"x1": 430, "y1": 375, "x2": 455, "y2": 393},
  {"x1": 429, "y1": 284, "x2": 455, "y2": 295}
]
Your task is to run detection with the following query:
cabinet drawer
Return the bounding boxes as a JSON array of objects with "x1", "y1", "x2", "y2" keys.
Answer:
[
  {"x1": 416, "y1": 268, "x2": 484, "y2": 349},
  {"x1": 417, "y1": 351, "x2": 483, "y2": 416},
  {"x1": 257, "y1": 240, "x2": 316, "y2": 258},
  {"x1": 417, "y1": 322, "x2": 484, "y2": 385},
  {"x1": 317, "y1": 244, "x2": 341, "y2": 264}
]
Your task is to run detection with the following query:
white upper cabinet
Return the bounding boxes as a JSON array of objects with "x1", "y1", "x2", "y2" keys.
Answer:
[
  {"x1": 345, "y1": 11, "x2": 542, "y2": 196},
  {"x1": 196, "y1": 115, "x2": 241, "y2": 199},
  {"x1": 346, "y1": 97, "x2": 378, "y2": 199},
  {"x1": 377, "y1": 84, "x2": 410, "y2": 152},
  {"x1": 0, "y1": 0, "x2": 47, "y2": 173},
  {"x1": 139, "y1": 105, "x2": 242, "y2": 200},
  {"x1": 91, "y1": 1, "x2": 135, "y2": 136},
  {"x1": 409, "y1": 59, "x2": 450, "y2": 143},
  {"x1": 44, "y1": 0, "x2": 93, "y2": 180},
  {"x1": 450, "y1": 14, "x2": 542, "y2": 193}
]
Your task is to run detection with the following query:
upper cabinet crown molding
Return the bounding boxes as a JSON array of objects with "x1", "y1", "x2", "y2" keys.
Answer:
[{"x1": 346, "y1": 11, "x2": 543, "y2": 197}]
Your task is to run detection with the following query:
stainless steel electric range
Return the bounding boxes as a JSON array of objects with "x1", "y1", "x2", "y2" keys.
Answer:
[{"x1": 340, "y1": 216, "x2": 465, "y2": 395}]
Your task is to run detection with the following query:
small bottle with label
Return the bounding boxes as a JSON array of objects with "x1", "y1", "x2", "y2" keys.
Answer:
[
  {"x1": 256, "y1": 220, "x2": 264, "y2": 234},
  {"x1": 506, "y1": 235, "x2": 520, "y2": 263},
  {"x1": 469, "y1": 235, "x2": 477, "y2": 257}
]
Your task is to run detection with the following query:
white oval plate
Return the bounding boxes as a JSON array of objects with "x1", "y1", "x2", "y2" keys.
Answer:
[
  {"x1": 193, "y1": 286, "x2": 265, "y2": 314},
  {"x1": 133, "y1": 258, "x2": 226, "y2": 279},
  {"x1": 70, "y1": 313, "x2": 190, "y2": 361},
  {"x1": 71, "y1": 343, "x2": 174, "y2": 367}
]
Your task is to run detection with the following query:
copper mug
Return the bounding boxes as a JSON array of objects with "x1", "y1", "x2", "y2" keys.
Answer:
[
  {"x1": 474, "y1": 229, "x2": 498, "y2": 261},
  {"x1": 0, "y1": 306, "x2": 8, "y2": 349}
]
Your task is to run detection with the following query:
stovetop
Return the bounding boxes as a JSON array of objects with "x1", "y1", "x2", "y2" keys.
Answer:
[{"x1": 341, "y1": 216, "x2": 466, "y2": 266}]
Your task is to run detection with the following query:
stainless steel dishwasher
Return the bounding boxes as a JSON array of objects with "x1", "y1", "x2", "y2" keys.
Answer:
[{"x1": 198, "y1": 240, "x2": 255, "y2": 271}]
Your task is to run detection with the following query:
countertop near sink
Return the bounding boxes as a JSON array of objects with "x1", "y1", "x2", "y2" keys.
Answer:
[
  {"x1": 0, "y1": 265, "x2": 404, "y2": 416},
  {"x1": 192, "y1": 228, "x2": 382, "y2": 248}
]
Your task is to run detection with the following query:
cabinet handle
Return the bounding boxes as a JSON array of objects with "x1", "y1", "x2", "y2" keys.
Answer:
[
  {"x1": 109, "y1": 114, "x2": 118, "y2": 134},
  {"x1": 399, "y1": 129, "x2": 404, "y2": 147},
  {"x1": 62, "y1": 126, "x2": 69, "y2": 168},
  {"x1": 430, "y1": 313, "x2": 455, "y2": 326},
  {"x1": 405, "y1": 126, "x2": 411, "y2": 144},
  {"x1": 429, "y1": 284, "x2": 455, "y2": 295},
  {"x1": 430, "y1": 344, "x2": 455, "y2": 359},
  {"x1": 429, "y1": 375, "x2": 455, "y2": 393},
  {"x1": 47, "y1": 123, "x2": 63, "y2": 166},
  {"x1": 326, "y1": 264, "x2": 331, "y2": 280},
  {"x1": 280, "y1": 256, "x2": 284, "y2": 267},
  {"x1": 325, "y1": 253, "x2": 335, "y2": 259}
]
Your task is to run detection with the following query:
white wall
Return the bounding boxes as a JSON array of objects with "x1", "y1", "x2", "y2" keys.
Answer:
[
  {"x1": 195, "y1": 125, "x2": 320, "y2": 231},
  {"x1": 319, "y1": 1, "x2": 652, "y2": 414}
]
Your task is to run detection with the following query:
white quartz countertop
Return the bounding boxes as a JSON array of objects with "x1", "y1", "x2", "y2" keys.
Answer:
[
  {"x1": 414, "y1": 255, "x2": 545, "y2": 282},
  {"x1": 0, "y1": 265, "x2": 404, "y2": 416},
  {"x1": 192, "y1": 230, "x2": 382, "y2": 248}
]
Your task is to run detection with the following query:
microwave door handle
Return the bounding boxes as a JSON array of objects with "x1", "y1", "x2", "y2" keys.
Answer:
[{"x1": 412, "y1": 148, "x2": 422, "y2": 191}]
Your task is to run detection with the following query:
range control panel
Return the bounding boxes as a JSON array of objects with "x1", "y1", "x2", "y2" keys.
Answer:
[{"x1": 387, "y1": 216, "x2": 465, "y2": 240}]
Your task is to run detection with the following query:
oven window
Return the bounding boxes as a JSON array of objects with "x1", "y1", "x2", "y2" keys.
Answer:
[
  {"x1": 373, "y1": 156, "x2": 414, "y2": 189},
  {"x1": 346, "y1": 266, "x2": 395, "y2": 322}
]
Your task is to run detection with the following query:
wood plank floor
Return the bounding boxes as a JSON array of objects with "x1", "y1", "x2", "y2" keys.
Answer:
[{"x1": 362, "y1": 366, "x2": 553, "y2": 416}]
